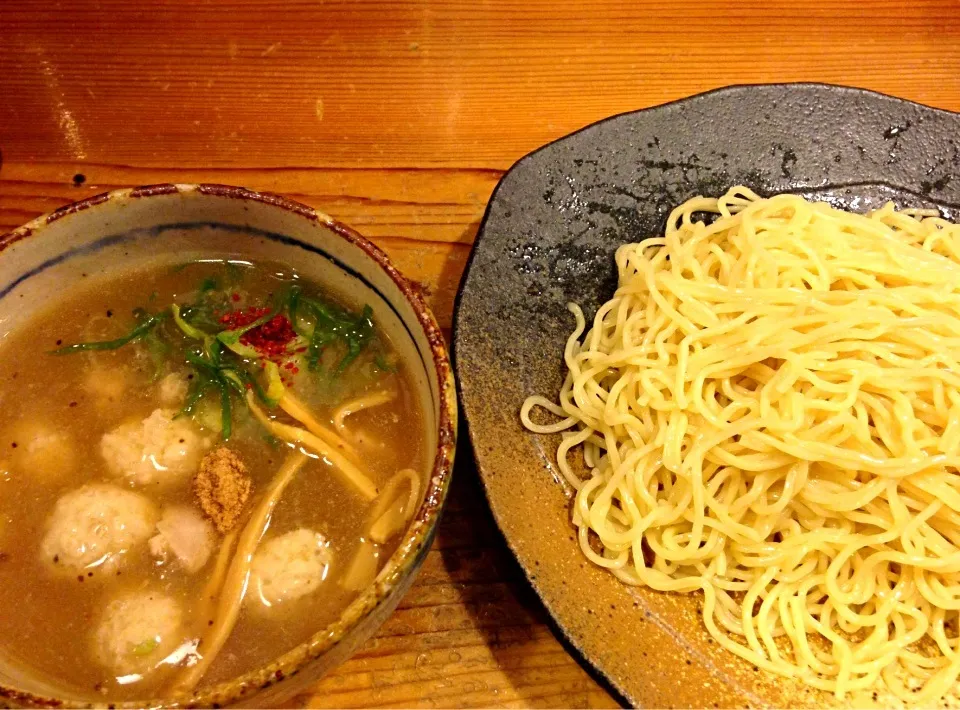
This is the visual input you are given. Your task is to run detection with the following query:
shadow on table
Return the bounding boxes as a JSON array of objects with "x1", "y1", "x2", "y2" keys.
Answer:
[{"x1": 432, "y1": 421, "x2": 628, "y2": 709}]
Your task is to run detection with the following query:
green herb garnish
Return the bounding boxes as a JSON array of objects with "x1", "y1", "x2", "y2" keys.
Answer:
[
  {"x1": 171, "y1": 304, "x2": 209, "y2": 341},
  {"x1": 295, "y1": 295, "x2": 376, "y2": 373},
  {"x1": 51, "y1": 311, "x2": 168, "y2": 354},
  {"x1": 132, "y1": 638, "x2": 159, "y2": 657},
  {"x1": 53, "y1": 268, "x2": 383, "y2": 440},
  {"x1": 180, "y1": 343, "x2": 253, "y2": 440},
  {"x1": 374, "y1": 352, "x2": 397, "y2": 373}
]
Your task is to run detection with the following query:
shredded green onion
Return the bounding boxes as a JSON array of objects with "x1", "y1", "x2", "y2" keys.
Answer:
[
  {"x1": 219, "y1": 382, "x2": 233, "y2": 439},
  {"x1": 52, "y1": 269, "x2": 384, "y2": 442},
  {"x1": 51, "y1": 312, "x2": 168, "y2": 354},
  {"x1": 263, "y1": 361, "x2": 285, "y2": 404},
  {"x1": 171, "y1": 304, "x2": 209, "y2": 341},
  {"x1": 132, "y1": 638, "x2": 159, "y2": 657}
]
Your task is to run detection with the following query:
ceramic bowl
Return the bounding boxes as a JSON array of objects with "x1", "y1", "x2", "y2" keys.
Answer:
[{"x1": 0, "y1": 183, "x2": 457, "y2": 708}]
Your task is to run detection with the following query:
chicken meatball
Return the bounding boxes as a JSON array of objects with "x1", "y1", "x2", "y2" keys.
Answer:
[
  {"x1": 4, "y1": 421, "x2": 75, "y2": 483},
  {"x1": 100, "y1": 408, "x2": 209, "y2": 486},
  {"x1": 93, "y1": 590, "x2": 183, "y2": 675},
  {"x1": 248, "y1": 528, "x2": 332, "y2": 609},
  {"x1": 82, "y1": 365, "x2": 132, "y2": 410},
  {"x1": 42, "y1": 484, "x2": 157, "y2": 574},
  {"x1": 158, "y1": 372, "x2": 189, "y2": 407},
  {"x1": 149, "y1": 505, "x2": 215, "y2": 573}
]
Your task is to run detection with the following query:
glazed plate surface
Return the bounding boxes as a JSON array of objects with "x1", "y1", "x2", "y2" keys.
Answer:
[{"x1": 453, "y1": 84, "x2": 960, "y2": 707}]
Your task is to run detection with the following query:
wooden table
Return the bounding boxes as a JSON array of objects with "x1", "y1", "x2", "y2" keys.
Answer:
[{"x1": 1, "y1": 2, "x2": 959, "y2": 706}]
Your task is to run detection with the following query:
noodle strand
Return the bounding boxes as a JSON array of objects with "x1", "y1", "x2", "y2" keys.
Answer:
[{"x1": 522, "y1": 187, "x2": 960, "y2": 703}]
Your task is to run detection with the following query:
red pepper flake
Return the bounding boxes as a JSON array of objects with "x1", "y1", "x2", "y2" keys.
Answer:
[
  {"x1": 219, "y1": 306, "x2": 270, "y2": 329},
  {"x1": 231, "y1": 293, "x2": 241, "y2": 302},
  {"x1": 242, "y1": 314, "x2": 297, "y2": 358},
  {"x1": 219, "y1": 307, "x2": 298, "y2": 359}
]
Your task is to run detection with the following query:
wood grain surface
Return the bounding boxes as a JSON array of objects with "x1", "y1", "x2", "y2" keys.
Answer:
[{"x1": 1, "y1": 2, "x2": 959, "y2": 707}]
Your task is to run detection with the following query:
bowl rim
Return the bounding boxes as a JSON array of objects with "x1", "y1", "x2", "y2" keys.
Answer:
[{"x1": 0, "y1": 183, "x2": 458, "y2": 708}]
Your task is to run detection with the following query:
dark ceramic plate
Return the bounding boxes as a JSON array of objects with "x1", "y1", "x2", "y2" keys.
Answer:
[{"x1": 453, "y1": 84, "x2": 960, "y2": 708}]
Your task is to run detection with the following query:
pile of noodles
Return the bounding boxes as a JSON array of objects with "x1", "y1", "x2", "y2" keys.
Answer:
[{"x1": 521, "y1": 186, "x2": 960, "y2": 702}]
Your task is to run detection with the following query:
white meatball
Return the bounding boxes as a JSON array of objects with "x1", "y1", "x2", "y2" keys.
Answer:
[
  {"x1": 100, "y1": 408, "x2": 209, "y2": 486},
  {"x1": 149, "y1": 505, "x2": 215, "y2": 573},
  {"x1": 82, "y1": 366, "x2": 132, "y2": 409},
  {"x1": 93, "y1": 590, "x2": 183, "y2": 675},
  {"x1": 158, "y1": 372, "x2": 189, "y2": 407},
  {"x1": 42, "y1": 484, "x2": 157, "y2": 574},
  {"x1": 248, "y1": 528, "x2": 332, "y2": 609},
  {"x1": 5, "y1": 421, "x2": 75, "y2": 483}
]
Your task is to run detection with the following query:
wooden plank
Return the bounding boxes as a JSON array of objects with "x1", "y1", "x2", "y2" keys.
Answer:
[
  {"x1": 2, "y1": 1, "x2": 959, "y2": 168},
  {"x1": 2, "y1": 2, "x2": 959, "y2": 705}
]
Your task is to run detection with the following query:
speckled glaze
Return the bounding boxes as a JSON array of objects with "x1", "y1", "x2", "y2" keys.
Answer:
[
  {"x1": 0, "y1": 184, "x2": 457, "y2": 708},
  {"x1": 453, "y1": 84, "x2": 960, "y2": 708}
]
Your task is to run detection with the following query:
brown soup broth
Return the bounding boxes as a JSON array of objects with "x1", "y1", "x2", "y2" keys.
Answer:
[{"x1": 0, "y1": 259, "x2": 424, "y2": 701}]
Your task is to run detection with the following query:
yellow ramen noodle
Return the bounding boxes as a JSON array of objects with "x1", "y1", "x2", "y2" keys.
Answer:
[{"x1": 522, "y1": 186, "x2": 960, "y2": 702}]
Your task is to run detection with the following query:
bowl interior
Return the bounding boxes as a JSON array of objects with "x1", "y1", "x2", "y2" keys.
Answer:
[{"x1": 0, "y1": 186, "x2": 453, "y2": 706}]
